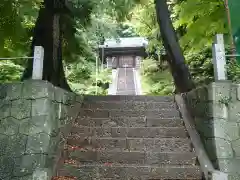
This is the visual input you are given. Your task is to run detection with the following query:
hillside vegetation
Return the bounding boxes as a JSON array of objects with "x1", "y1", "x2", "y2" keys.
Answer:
[{"x1": 0, "y1": 0, "x2": 239, "y2": 95}]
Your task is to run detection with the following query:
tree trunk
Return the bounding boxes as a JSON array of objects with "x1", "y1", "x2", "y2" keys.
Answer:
[
  {"x1": 154, "y1": 0, "x2": 195, "y2": 93},
  {"x1": 21, "y1": 0, "x2": 71, "y2": 91}
]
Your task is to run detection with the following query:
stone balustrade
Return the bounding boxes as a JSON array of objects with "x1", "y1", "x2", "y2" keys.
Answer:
[
  {"x1": 0, "y1": 80, "x2": 83, "y2": 180},
  {"x1": 184, "y1": 80, "x2": 240, "y2": 180}
]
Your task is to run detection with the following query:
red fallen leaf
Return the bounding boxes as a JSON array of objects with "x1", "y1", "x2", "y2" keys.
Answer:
[
  {"x1": 64, "y1": 159, "x2": 78, "y2": 165},
  {"x1": 104, "y1": 162, "x2": 113, "y2": 166},
  {"x1": 67, "y1": 145, "x2": 86, "y2": 151},
  {"x1": 68, "y1": 145, "x2": 79, "y2": 150}
]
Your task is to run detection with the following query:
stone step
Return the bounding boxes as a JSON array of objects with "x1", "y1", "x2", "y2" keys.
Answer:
[
  {"x1": 57, "y1": 164, "x2": 202, "y2": 179},
  {"x1": 82, "y1": 101, "x2": 177, "y2": 110},
  {"x1": 84, "y1": 95, "x2": 174, "y2": 102},
  {"x1": 66, "y1": 150, "x2": 197, "y2": 165},
  {"x1": 80, "y1": 109, "x2": 180, "y2": 118},
  {"x1": 70, "y1": 126, "x2": 188, "y2": 138},
  {"x1": 116, "y1": 92, "x2": 136, "y2": 95},
  {"x1": 67, "y1": 137, "x2": 192, "y2": 152},
  {"x1": 76, "y1": 117, "x2": 184, "y2": 127}
]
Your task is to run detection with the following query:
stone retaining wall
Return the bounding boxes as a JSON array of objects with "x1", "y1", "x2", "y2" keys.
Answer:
[
  {"x1": 184, "y1": 80, "x2": 240, "y2": 179},
  {"x1": 0, "y1": 80, "x2": 83, "y2": 180}
]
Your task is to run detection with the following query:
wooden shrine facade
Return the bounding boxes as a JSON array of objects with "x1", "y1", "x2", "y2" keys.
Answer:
[{"x1": 98, "y1": 37, "x2": 148, "y2": 69}]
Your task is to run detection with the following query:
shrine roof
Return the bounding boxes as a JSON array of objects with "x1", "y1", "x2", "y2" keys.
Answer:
[{"x1": 100, "y1": 37, "x2": 148, "y2": 49}]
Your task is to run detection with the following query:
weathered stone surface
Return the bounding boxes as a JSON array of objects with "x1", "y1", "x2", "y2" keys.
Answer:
[
  {"x1": 111, "y1": 127, "x2": 128, "y2": 137},
  {"x1": 236, "y1": 84, "x2": 240, "y2": 101},
  {"x1": 185, "y1": 81, "x2": 240, "y2": 179},
  {"x1": 82, "y1": 101, "x2": 177, "y2": 111},
  {"x1": 32, "y1": 168, "x2": 52, "y2": 180},
  {"x1": 19, "y1": 118, "x2": 31, "y2": 135},
  {"x1": 200, "y1": 119, "x2": 239, "y2": 141},
  {"x1": 5, "y1": 134, "x2": 28, "y2": 157},
  {"x1": 69, "y1": 126, "x2": 186, "y2": 138},
  {"x1": 84, "y1": 95, "x2": 174, "y2": 102},
  {"x1": 56, "y1": 103, "x2": 68, "y2": 120},
  {"x1": 208, "y1": 103, "x2": 227, "y2": 118},
  {"x1": 127, "y1": 117, "x2": 146, "y2": 127},
  {"x1": 0, "y1": 99, "x2": 11, "y2": 119},
  {"x1": 232, "y1": 139, "x2": 240, "y2": 157},
  {"x1": 93, "y1": 138, "x2": 127, "y2": 151},
  {"x1": 127, "y1": 127, "x2": 187, "y2": 138},
  {"x1": 0, "y1": 84, "x2": 7, "y2": 99},
  {"x1": 126, "y1": 138, "x2": 191, "y2": 152},
  {"x1": 211, "y1": 171, "x2": 229, "y2": 180},
  {"x1": 0, "y1": 80, "x2": 83, "y2": 180},
  {"x1": 79, "y1": 117, "x2": 175, "y2": 129},
  {"x1": 97, "y1": 165, "x2": 201, "y2": 179},
  {"x1": 53, "y1": 87, "x2": 66, "y2": 103},
  {"x1": 208, "y1": 81, "x2": 232, "y2": 102},
  {"x1": 100, "y1": 151, "x2": 145, "y2": 164},
  {"x1": 13, "y1": 154, "x2": 48, "y2": 176},
  {"x1": 228, "y1": 173, "x2": 240, "y2": 180},
  {"x1": 4, "y1": 83, "x2": 23, "y2": 100},
  {"x1": 20, "y1": 115, "x2": 57, "y2": 135},
  {"x1": 58, "y1": 164, "x2": 98, "y2": 180},
  {"x1": 146, "y1": 118, "x2": 183, "y2": 127},
  {"x1": 25, "y1": 133, "x2": 51, "y2": 154},
  {"x1": 75, "y1": 95, "x2": 84, "y2": 103},
  {"x1": 205, "y1": 138, "x2": 233, "y2": 160},
  {"x1": 54, "y1": 88, "x2": 76, "y2": 105},
  {"x1": 11, "y1": 99, "x2": 31, "y2": 119},
  {"x1": 191, "y1": 101, "x2": 209, "y2": 118},
  {"x1": 68, "y1": 151, "x2": 98, "y2": 163},
  {"x1": 0, "y1": 156, "x2": 16, "y2": 179},
  {"x1": 81, "y1": 109, "x2": 180, "y2": 118},
  {"x1": 76, "y1": 117, "x2": 127, "y2": 127},
  {"x1": 12, "y1": 175, "x2": 33, "y2": 180},
  {"x1": 32, "y1": 98, "x2": 52, "y2": 116},
  {"x1": 58, "y1": 94, "x2": 205, "y2": 180},
  {"x1": 228, "y1": 101, "x2": 240, "y2": 122},
  {"x1": 0, "y1": 134, "x2": 8, "y2": 155},
  {"x1": 196, "y1": 86, "x2": 208, "y2": 101},
  {"x1": 22, "y1": 80, "x2": 54, "y2": 100},
  {"x1": 0, "y1": 117, "x2": 19, "y2": 135},
  {"x1": 109, "y1": 109, "x2": 180, "y2": 118},
  {"x1": 218, "y1": 159, "x2": 240, "y2": 173},
  {"x1": 145, "y1": 152, "x2": 196, "y2": 165}
]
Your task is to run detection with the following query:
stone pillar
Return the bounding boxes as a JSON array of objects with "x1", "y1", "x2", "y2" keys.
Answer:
[
  {"x1": 212, "y1": 34, "x2": 227, "y2": 81},
  {"x1": 185, "y1": 81, "x2": 240, "y2": 179},
  {"x1": 32, "y1": 46, "x2": 44, "y2": 80}
]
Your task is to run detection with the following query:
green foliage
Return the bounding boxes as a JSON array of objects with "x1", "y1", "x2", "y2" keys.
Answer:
[
  {"x1": 227, "y1": 60, "x2": 240, "y2": 83},
  {"x1": 131, "y1": 0, "x2": 161, "y2": 53},
  {"x1": 133, "y1": 0, "x2": 240, "y2": 95},
  {"x1": 173, "y1": 0, "x2": 227, "y2": 50},
  {"x1": 185, "y1": 46, "x2": 214, "y2": 86},
  {"x1": 4, "y1": 0, "x2": 239, "y2": 96},
  {"x1": 140, "y1": 58, "x2": 174, "y2": 95},
  {"x1": 0, "y1": 0, "x2": 140, "y2": 95},
  {"x1": 67, "y1": 63, "x2": 112, "y2": 95},
  {"x1": 0, "y1": 61, "x2": 23, "y2": 83}
]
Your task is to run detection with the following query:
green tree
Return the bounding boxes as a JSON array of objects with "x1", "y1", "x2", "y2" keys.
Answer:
[
  {"x1": 133, "y1": 0, "x2": 240, "y2": 93},
  {"x1": 20, "y1": 0, "x2": 141, "y2": 91},
  {"x1": 155, "y1": 0, "x2": 195, "y2": 93}
]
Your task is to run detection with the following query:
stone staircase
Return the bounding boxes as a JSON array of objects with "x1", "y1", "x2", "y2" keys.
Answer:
[
  {"x1": 116, "y1": 68, "x2": 136, "y2": 95},
  {"x1": 57, "y1": 95, "x2": 202, "y2": 180}
]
